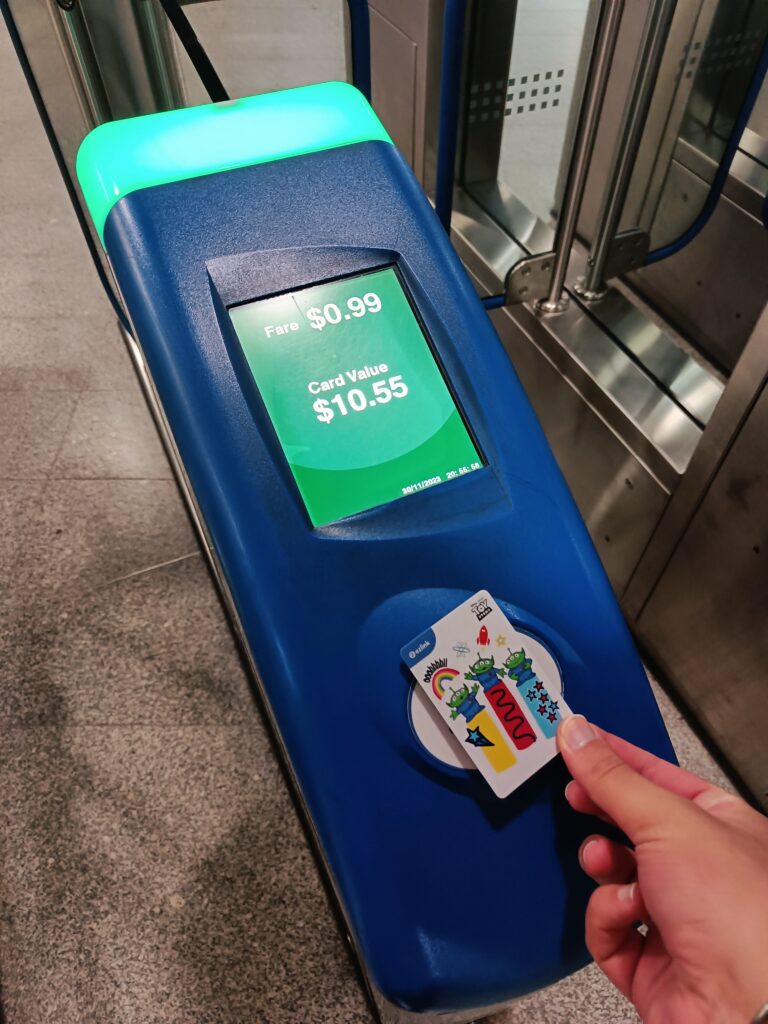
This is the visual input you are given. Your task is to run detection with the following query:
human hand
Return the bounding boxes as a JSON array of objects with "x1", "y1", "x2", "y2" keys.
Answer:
[{"x1": 558, "y1": 715, "x2": 768, "y2": 1024}]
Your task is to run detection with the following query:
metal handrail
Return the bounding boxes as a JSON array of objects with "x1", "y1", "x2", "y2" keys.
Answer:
[
  {"x1": 534, "y1": 0, "x2": 625, "y2": 313},
  {"x1": 577, "y1": 0, "x2": 677, "y2": 300}
]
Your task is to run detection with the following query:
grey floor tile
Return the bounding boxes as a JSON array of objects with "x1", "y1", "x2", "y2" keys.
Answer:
[
  {"x1": 0, "y1": 199, "x2": 83, "y2": 259},
  {"x1": 0, "y1": 390, "x2": 78, "y2": 478},
  {"x1": 52, "y1": 389, "x2": 172, "y2": 480},
  {"x1": 0, "y1": 722, "x2": 369, "y2": 1024},
  {"x1": 0, "y1": 479, "x2": 45, "y2": 579},
  {"x1": 9, "y1": 477, "x2": 197, "y2": 606},
  {"x1": 0, "y1": 115, "x2": 73, "y2": 177},
  {"x1": 1, "y1": 555, "x2": 254, "y2": 727},
  {"x1": 492, "y1": 965, "x2": 639, "y2": 1023},
  {"x1": 0, "y1": 155, "x2": 68, "y2": 212},
  {"x1": 0, "y1": 253, "x2": 107, "y2": 319},
  {"x1": 0, "y1": 314, "x2": 133, "y2": 392}
]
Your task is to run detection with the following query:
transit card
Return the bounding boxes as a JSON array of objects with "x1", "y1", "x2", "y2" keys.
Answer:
[{"x1": 401, "y1": 590, "x2": 571, "y2": 798}]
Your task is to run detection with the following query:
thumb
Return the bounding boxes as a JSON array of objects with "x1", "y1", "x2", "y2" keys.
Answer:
[{"x1": 558, "y1": 715, "x2": 689, "y2": 843}]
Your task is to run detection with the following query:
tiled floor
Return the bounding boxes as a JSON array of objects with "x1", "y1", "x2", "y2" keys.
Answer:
[{"x1": 0, "y1": 12, "x2": 737, "y2": 1024}]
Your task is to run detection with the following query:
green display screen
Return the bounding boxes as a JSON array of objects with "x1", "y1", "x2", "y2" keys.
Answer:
[{"x1": 229, "y1": 267, "x2": 483, "y2": 526}]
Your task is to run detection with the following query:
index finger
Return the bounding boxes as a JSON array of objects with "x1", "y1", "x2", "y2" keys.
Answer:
[{"x1": 558, "y1": 716, "x2": 696, "y2": 842}]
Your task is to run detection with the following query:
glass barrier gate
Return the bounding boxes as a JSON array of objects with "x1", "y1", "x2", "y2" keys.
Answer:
[{"x1": 375, "y1": 0, "x2": 768, "y2": 806}]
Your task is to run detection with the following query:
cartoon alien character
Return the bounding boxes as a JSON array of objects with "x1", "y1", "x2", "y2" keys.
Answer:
[
  {"x1": 447, "y1": 683, "x2": 484, "y2": 723},
  {"x1": 465, "y1": 653, "x2": 505, "y2": 692},
  {"x1": 504, "y1": 648, "x2": 536, "y2": 686}
]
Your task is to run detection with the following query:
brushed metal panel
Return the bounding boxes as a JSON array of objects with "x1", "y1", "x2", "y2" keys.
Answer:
[
  {"x1": 624, "y1": 304, "x2": 768, "y2": 622},
  {"x1": 488, "y1": 305, "x2": 670, "y2": 594},
  {"x1": 630, "y1": 186, "x2": 768, "y2": 373},
  {"x1": 589, "y1": 285, "x2": 724, "y2": 426},
  {"x1": 369, "y1": 0, "x2": 438, "y2": 183},
  {"x1": 647, "y1": 156, "x2": 711, "y2": 247},
  {"x1": 740, "y1": 127, "x2": 768, "y2": 166},
  {"x1": 673, "y1": 136, "x2": 768, "y2": 222},
  {"x1": 369, "y1": 0, "x2": 428, "y2": 41},
  {"x1": 748, "y1": 75, "x2": 768, "y2": 140},
  {"x1": 451, "y1": 189, "x2": 703, "y2": 487},
  {"x1": 370, "y1": 8, "x2": 418, "y2": 165},
  {"x1": 637, "y1": 383, "x2": 768, "y2": 809}
]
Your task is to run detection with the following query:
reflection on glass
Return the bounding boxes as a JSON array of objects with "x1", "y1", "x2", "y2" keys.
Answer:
[
  {"x1": 621, "y1": 0, "x2": 768, "y2": 250},
  {"x1": 682, "y1": 3, "x2": 767, "y2": 161},
  {"x1": 461, "y1": 0, "x2": 597, "y2": 248}
]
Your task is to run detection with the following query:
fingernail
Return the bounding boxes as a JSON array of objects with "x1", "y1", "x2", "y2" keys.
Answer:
[
  {"x1": 618, "y1": 883, "x2": 637, "y2": 904},
  {"x1": 561, "y1": 714, "x2": 597, "y2": 751},
  {"x1": 564, "y1": 780, "x2": 576, "y2": 802},
  {"x1": 579, "y1": 838, "x2": 598, "y2": 868}
]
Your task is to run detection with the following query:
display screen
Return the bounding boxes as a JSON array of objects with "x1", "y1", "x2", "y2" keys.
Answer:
[{"x1": 229, "y1": 267, "x2": 482, "y2": 526}]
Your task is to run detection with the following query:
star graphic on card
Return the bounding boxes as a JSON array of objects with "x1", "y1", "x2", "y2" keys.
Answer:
[
  {"x1": 527, "y1": 688, "x2": 538, "y2": 702},
  {"x1": 548, "y1": 700, "x2": 559, "y2": 713},
  {"x1": 534, "y1": 681, "x2": 545, "y2": 693},
  {"x1": 465, "y1": 726, "x2": 494, "y2": 748},
  {"x1": 538, "y1": 703, "x2": 548, "y2": 716},
  {"x1": 495, "y1": 634, "x2": 507, "y2": 647},
  {"x1": 547, "y1": 711, "x2": 558, "y2": 723}
]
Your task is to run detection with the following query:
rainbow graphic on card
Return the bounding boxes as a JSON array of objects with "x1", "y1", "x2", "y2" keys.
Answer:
[{"x1": 430, "y1": 665, "x2": 459, "y2": 700}]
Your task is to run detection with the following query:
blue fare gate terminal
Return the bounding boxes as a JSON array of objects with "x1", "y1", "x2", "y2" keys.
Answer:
[{"x1": 76, "y1": 82, "x2": 674, "y2": 1021}]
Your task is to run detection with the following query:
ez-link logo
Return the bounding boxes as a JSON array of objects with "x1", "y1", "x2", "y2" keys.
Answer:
[{"x1": 408, "y1": 639, "x2": 431, "y2": 659}]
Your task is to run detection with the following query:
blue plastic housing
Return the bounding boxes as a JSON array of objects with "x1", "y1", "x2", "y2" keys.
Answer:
[{"x1": 103, "y1": 139, "x2": 674, "y2": 1014}]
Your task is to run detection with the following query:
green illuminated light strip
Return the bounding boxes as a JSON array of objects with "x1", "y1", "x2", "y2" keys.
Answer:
[{"x1": 76, "y1": 82, "x2": 392, "y2": 245}]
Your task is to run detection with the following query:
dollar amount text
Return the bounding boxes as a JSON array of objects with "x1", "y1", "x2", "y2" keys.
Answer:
[
  {"x1": 312, "y1": 375, "x2": 408, "y2": 424},
  {"x1": 306, "y1": 292, "x2": 382, "y2": 331}
]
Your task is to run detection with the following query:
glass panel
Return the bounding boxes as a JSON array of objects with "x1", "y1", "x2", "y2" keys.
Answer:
[
  {"x1": 460, "y1": 0, "x2": 599, "y2": 250},
  {"x1": 619, "y1": 0, "x2": 768, "y2": 251},
  {"x1": 681, "y1": 4, "x2": 766, "y2": 161}
]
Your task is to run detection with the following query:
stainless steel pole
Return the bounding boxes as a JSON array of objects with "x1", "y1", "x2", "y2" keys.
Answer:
[
  {"x1": 537, "y1": 0, "x2": 625, "y2": 314},
  {"x1": 576, "y1": 0, "x2": 678, "y2": 301}
]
